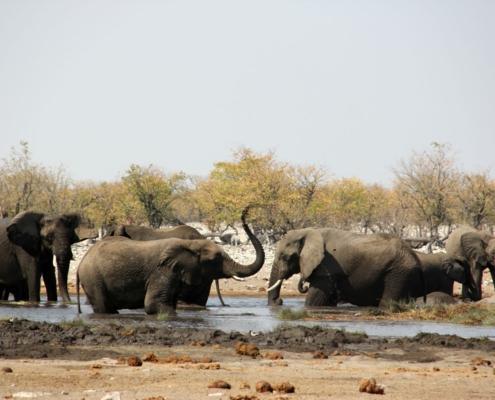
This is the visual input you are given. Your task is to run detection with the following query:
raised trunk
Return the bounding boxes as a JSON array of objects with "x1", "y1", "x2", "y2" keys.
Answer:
[{"x1": 221, "y1": 208, "x2": 265, "y2": 278}]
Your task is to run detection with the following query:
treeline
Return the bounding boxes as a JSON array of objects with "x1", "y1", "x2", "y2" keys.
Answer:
[{"x1": 1, "y1": 141, "x2": 494, "y2": 238}]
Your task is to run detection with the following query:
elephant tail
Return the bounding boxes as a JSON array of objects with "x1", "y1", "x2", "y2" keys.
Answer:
[{"x1": 76, "y1": 270, "x2": 81, "y2": 314}]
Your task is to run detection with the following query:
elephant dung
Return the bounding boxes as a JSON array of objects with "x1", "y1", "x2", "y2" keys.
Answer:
[
  {"x1": 127, "y1": 356, "x2": 143, "y2": 367},
  {"x1": 235, "y1": 342, "x2": 260, "y2": 358},
  {"x1": 262, "y1": 351, "x2": 284, "y2": 360},
  {"x1": 313, "y1": 351, "x2": 328, "y2": 359},
  {"x1": 143, "y1": 353, "x2": 159, "y2": 363},
  {"x1": 2, "y1": 367, "x2": 13, "y2": 373},
  {"x1": 208, "y1": 380, "x2": 231, "y2": 389},
  {"x1": 358, "y1": 378, "x2": 385, "y2": 395},
  {"x1": 255, "y1": 381, "x2": 273, "y2": 393},
  {"x1": 273, "y1": 382, "x2": 295, "y2": 393},
  {"x1": 471, "y1": 357, "x2": 492, "y2": 367},
  {"x1": 229, "y1": 396, "x2": 259, "y2": 400}
]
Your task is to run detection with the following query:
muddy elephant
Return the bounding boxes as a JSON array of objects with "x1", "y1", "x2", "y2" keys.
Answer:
[
  {"x1": 267, "y1": 229, "x2": 425, "y2": 307},
  {"x1": 107, "y1": 222, "x2": 231, "y2": 306},
  {"x1": 77, "y1": 209, "x2": 265, "y2": 314},
  {"x1": 445, "y1": 226, "x2": 495, "y2": 300},
  {"x1": 0, "y1": 211, "x2": 81, "y2": 302},
  {"x1": 415, "y1": 251, "x2": 478, "y2": 299}
]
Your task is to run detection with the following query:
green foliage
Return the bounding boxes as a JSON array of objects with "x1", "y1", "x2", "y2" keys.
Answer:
[
  {"x1": 277, "y1": 308, "x2": 309, "y2": 320},
  {"x1": 122, "y1": 164, "x2": 187, "y2": 228}
]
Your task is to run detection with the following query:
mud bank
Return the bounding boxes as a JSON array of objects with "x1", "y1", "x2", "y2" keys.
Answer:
[{"x1": 1, "y1": 319, "x2": 495, "y2": 361}]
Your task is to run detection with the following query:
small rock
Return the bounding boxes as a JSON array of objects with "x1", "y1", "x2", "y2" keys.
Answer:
[
  {"x1": 235, "y1": 342, "x2": 260, "y2": 358},
  {"x1": 2, "y1": 367, "x2": 13, "y2": 373},
  {"x1": 91, "y1": 364, "x2": 102, "y2": 369},
  {"x1": 239, "y1": 382, "x2": 251, "y2": 389},
  {"x1": 142, "y1": 397, "x2": 166, "y2": 400},
  {"x1": 230, "y1": 396, "x2": 259, "y2": 400},
  {"x1": 255, "y1": 381, "x2": 273, "y2": 393},
  {"x1": 433, "y1": 367, "x2": 440, "y2": 372},
  {"x1": 127, "y1": 356, "x2": 143, "y2": 367},
  {"x1": 358, "y1": 378, "x2": 384, "y2": 395},
  {"x1": 208, "y1": 380, "x2": 231, "y2": 389},
  {"x1": 273, "y1": 382, "x2": 295, "y2": 393},
  {"x1": 101, "y1": 392, "x2": 121, "y2": 400}
]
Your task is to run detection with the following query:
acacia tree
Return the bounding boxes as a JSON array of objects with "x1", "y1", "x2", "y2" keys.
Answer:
[
  {"x1": 122, "y1": 164, "x2": 186, "y2": 228},
  {"x1": 393, "y1": 143, "x2": 459, "y2": 237},
  {"x1": 455, "y1": 172, "x2": 495, "y2": 229},
  {"x1": 0, "y1": 141, "x2": 71, "y2": 216}
]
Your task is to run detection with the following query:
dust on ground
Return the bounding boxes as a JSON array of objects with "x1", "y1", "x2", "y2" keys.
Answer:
[{"x1": 1, "y1": 320, "x2": 495, "y2": 399}]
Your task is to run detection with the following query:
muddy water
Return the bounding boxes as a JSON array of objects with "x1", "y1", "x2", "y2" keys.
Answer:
[{"x1": 0, "y1": 296, "x2": 494, "y2": 340}]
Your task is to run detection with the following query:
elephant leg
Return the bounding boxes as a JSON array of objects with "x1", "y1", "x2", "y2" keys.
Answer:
[
  {"x1": 83, "y1": 282, "x2": 117, "y2": 314},
  {"x1": 144, "y1": 273, "x2": 179, "y2": 314},
  {"x1": 15, "y1": 249, "x2": 41, "y2": 302},
  {"x1": 304, "y1": 277, "x2": 338, "y2": 307},
  {"x1": 379, "y1": 268, "x2": 417, "y2": 307}
]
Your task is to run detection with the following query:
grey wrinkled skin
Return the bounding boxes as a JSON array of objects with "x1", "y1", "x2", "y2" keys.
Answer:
[
  {"x1": 415, "y1": 251, "x2": 478, "y2": 300},
  {"x1": 77, "y1": 209, "x2": 265, "y2": 314},
  {"x1": 268, "y1": 228, "x2": 425, "y2": 308},
  {"x1": 445, "y1": 226, "x2": 495, "y2": 301},
  {"x1": 0, "y1": 211, "x2": 80, "y2": 302}
]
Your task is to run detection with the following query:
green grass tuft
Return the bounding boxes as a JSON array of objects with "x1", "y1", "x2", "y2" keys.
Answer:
[{"x1": 277, "y1": 308, "x2": 309, "y2": 320}]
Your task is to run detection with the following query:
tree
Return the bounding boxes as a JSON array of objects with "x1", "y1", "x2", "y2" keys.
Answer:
[
  {"x1": 393, "y1": 143, "x2": 459, "y2": 237},
  {"x1": 455, "y1": 172, "x2": 495, "y2": 229},
  {"x1": 122, "y1": 164, "x2": 186, "y2": 228}
]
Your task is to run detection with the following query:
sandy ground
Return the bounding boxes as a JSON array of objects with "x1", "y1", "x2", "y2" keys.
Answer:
[{"x1": 1, "y1": 343, "x2": 494, "y2": 399}]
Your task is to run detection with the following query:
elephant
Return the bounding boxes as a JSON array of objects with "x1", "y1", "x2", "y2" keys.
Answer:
[
  {"x1": 415, "y1": 251, "x2": 478, "y2": 299},
  {"x1": 0, "y1": 211, "x2": 81, "y2": 302},
  {"x1": 107, "y1": 222, "x2": 231, "y2": 306},
  {"x1": 267, "y1": 228, "x2": 425, "y2": 307},
  {"x1": 416, "y1": 291, "x2": 459, "y2": 305},
  {"x1": 107, "y1": 224, "x2": 203, "y2": 241},
  {"x1": 77, "y1": 208, "x2": 265, "y2": 314},
  {"x1": 445, "y1": 226, "x2": 495, "y2": 300}
]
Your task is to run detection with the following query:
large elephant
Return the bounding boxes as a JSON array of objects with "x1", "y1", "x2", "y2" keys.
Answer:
[
  {"x1": 415, "y1": 252, "x2": 478, "y2": 298},
  {"x1": 0, "y1": 211, "x2": 81, "y2": 302},
  {"x1": 107, "y1": 222, "x2": 230, "y2": 306},
  {"x1": 77, "y1": 209, "x2": 265, "y2": 314},
  {"x1": 445, "y1": 226, "x2": 495, "y2": 300},
  {"x1": 267, "y1": 229, "x2": 425, "y2": 307}
]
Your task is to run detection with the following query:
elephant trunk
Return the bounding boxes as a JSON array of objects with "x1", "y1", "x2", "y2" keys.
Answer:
[
  {"x1": 267, "y1": 263, "x2": 283, "y2": 305},
  {"x1": 221, "y1": 207, "x2": 265, "y2": 278},
  {"x1": 298, "y1": 277, "x2": 309, "y2": 294},
  {"x1": 55, "y1": 248, "x2": 73, "y2": 303}
]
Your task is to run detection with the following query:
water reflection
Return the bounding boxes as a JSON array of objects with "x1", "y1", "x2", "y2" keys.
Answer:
[{"x1": 0, "y1": 296, "x2": 493, "y2": 340}]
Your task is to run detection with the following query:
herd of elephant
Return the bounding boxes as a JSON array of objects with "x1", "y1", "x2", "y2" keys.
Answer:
[{"x1": 0, "y1": 208, "x2": 494, "y2": 315}]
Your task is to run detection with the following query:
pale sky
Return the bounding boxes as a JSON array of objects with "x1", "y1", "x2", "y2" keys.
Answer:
[{"x1": 1, "y1": 0, "x2": 494, "y2": 184}]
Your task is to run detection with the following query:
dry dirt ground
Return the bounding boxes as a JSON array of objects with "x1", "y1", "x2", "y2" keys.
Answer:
[
  {"x1": 1, "y1": 343, "x2": 495, "y2": 399},
  {"x1": 1, "y1": 321, "x2": 495, "y2": 400}
]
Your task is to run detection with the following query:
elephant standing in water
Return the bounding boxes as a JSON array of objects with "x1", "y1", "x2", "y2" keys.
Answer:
[
  {"x1": 0, "y1": 211, "x2": 81, "y2": 302},
  {"x1": 267, "y1": 228, "x2": 425, "y2": 307},
  {"x1": 77, "y1": 208, "x2": 265, "y2": 314},
  {"x1": 445, "y1": 226, "x2": 495, "y2": 300},
  {"x1": 107, "y1": 223, "x2": 230, "y2": 306}
]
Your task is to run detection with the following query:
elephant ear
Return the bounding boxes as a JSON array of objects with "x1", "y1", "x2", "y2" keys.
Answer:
[
  {"x1": 300, "y1": 230, "x2": 325, "y2": 280},
  {"x1": 6, "y1": 211, "x2": 44, "y2": 256},
  {"x1": 442, "y1": 258, "x2": 467, "y2": 283},
  {"x1": 162, "y1": 244, "x2": 203, "y2": 286},
  {"x1": 461, "y1": 232, "x2": 488, "y2": 265}
]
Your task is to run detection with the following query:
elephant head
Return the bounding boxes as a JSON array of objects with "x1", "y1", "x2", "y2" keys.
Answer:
[
  {"x1": 267, "y1": 229, "x2": 326, "y2": 305},
  {"x1": 458, "y1": 232, "x2": 495, "y2": 300},
  {"x1": 441, "y1": 257, "x2": 479, "y2": 300},
  {"x1": 7, "y1": 211, "x2": 80, "y2": 302}
]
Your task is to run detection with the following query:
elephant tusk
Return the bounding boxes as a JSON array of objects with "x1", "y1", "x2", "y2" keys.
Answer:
[
  {"x1": 232, "y1": 275, "x2": 245, "y2": 281},
  {"x1": 267, "y1": 279, "x2": 282, "y2": 292}
]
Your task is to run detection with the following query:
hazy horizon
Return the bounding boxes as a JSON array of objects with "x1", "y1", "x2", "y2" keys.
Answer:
[{"x1": 1, "y1": 1, "x2": 494, "y2": 184}]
